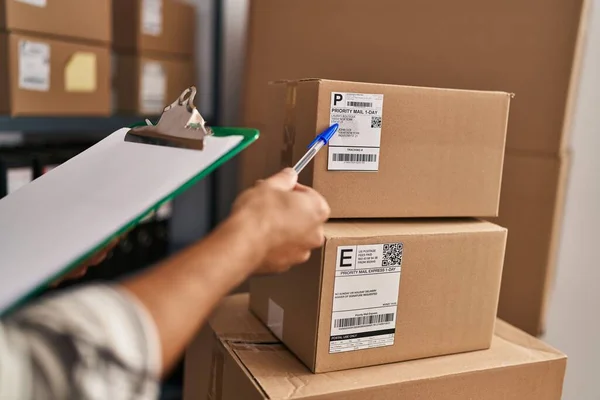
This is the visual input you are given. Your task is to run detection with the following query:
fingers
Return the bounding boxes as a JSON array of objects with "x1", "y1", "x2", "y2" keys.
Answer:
[
  {"x1": 294, "y1": 186, "x2": 330, "y2": 222},
  {"x1": 262, "y1": 168, "x2": 298, "y2": 191}
]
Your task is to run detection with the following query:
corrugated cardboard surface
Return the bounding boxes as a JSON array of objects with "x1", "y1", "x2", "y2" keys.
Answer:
[
  {"x1": 0, "y1": 0, "x2": 111, "y2": 44},
  {"x1": 0, "y1": 33, "x2": 110, "y2": 116},
  {"x1": 113, "y1": 0, "x2": 195, "y2": 57},
  {"x1": 489, "y1": 151, "x2": 571, "y2": 337},
  {"x1": 266, "y1": 79, "x2": 510, "y2": 218},
  {"x1": 114, "y1": 54, "x2": 195, "y2": 115},
  {"x1": 241, "y1": 0, "x2": 588, "y2": 189},
  {"x1": 184, "y1": 294, "x2": 567, "y2": 400},
  {"x1": 250, "y1": 219, "x2": 507, "y2": 373}
]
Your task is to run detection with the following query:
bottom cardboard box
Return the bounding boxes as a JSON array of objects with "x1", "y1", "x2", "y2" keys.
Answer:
[
  {"x1": 489, "y1": 151, "x2": 570, "y2": 336},
  {"x1": 113, "y1": 54, "x2": 195, "y2": 116},
  {"x1": 184, "y1": 294, "x2": 566, "y2": 400}
]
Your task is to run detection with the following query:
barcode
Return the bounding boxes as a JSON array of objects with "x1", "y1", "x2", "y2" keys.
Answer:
[
  {"x1": 23, "y1": 76, "x2": 46, "y2": 84},
  {"x1": 334, "y1": 313, "x2": 394, "y2": 328},
  {"x1": 332, "y1": 153, "x2": 377, "y2": 163},
  {"x1": 347, "y1": 101, "x2": 373, "y2": 108}
]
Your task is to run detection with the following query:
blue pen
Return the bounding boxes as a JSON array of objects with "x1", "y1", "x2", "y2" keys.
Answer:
[{"x1": 293, "y1": 123, "x2": 339, "y2": 174}]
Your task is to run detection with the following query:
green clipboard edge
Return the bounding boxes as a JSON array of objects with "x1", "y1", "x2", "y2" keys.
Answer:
[{"x1": 2, "y1": 125, "x2": 259, "y2": 317}]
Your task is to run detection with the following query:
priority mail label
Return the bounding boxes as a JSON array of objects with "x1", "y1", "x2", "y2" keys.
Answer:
[
  {"x1": 329, "y1": 243, "x2": 403, "y2": 354},
  {"x1": 328, "y1": 92, "x2": 384, "y2": 172}
]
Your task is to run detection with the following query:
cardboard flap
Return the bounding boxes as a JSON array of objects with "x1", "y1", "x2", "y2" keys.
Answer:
[
  {"x1": 324, "y1": 218, "x2": 507, "y2": 239},
  {"x1": 209, "y1": 294, "x2": 277, "y2": 343}
]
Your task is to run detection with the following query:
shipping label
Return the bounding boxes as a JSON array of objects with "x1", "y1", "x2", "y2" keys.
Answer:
[
  {"x1": 142, "y1": 0, "x2": 163, "y2": 36},
  {"x1": 329, "y1": 243, "x2": 403, "y2": 354},
  {"x1": 140, "y1": 61, "x2": 167, "y2": 115},
  {"x1": 18, "y1": 40, "x2": 50, "y2": 92},
  {"x1": 328, "y1": 92, "x2": 384, "y2": 171}
]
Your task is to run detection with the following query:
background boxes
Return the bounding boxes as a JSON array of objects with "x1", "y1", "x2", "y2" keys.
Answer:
[
  {"x1": 490, "y1": 151, "x2": 571, "y2": 336},
  {"x1": 250, "y1": 219, "x2": 507, "y2": 373},
  {"x1": 114, "y1": 54, "x2": 194, "y2": 115},
  {"x1": 266, "y1": 79, "x2": 511, "y2": 218},
  {"x1": 113, "y1": 0, "x2": 195, "y2": 57},
  {"x1": 0, "y1": 0, "x2": 112, "y2": 44},
  {"x1": 112, "y1": 0, "x2": 197, "y2": 116},
  {"x1": 0, "y1": 33, "x2": 111, "y2": 116},
  {"x1": 184, "y1": 294, "x2": 567, "y2": 400}
]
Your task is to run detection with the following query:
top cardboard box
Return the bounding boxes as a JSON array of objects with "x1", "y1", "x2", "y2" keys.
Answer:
[
  {"x1": 184, "y1": 294, "x2": 567, "y2": 400},
  {"x1": 0, "y1": 0, "x2": 111, "y2": 44},
  {"x1": 266, "y1": 79, "x2": 511, "y2": 218},
  {"x1": 240, "y1": 0, "x2": 589, "y2": 188},
  {"x1": 113, "y1": 0, "x2": 195, "y2": 57}
]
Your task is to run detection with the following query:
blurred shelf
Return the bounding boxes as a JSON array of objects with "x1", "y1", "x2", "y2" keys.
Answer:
[{"x1": 0, "y1": 116, "x2": 154, "y2": 134}]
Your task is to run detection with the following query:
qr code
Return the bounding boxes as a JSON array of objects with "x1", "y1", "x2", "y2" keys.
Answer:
[
  {"x1": 382, "y1": 243, "x2": 403, "y2": 267},
  {"x1": 371, "y1": 116, "x2": 382, "y2": 128}
]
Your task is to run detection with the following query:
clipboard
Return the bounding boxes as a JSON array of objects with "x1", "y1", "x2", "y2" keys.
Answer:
[{"x1": 0, "y1": 87, "x2": 259, "y2": 315}]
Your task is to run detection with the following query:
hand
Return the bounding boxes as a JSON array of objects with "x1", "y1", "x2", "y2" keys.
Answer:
[
  {"x1": 51, "y1": 237, "x2": 121, "y2": 287},
  {"x1": 232, "y1": 168, "x2": 330, "y2": 274}
]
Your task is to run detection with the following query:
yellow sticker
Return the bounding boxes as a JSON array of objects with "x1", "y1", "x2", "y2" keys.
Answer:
[{"x1": 64, "y1": 52, "x2": 97, "y2": 93}]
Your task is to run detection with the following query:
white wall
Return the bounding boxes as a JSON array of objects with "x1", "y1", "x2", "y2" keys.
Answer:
[
  {"x1": 544, "y1": 2, "x2": 600, "y2": 399},
  {"x1": 220, "y1": 2, "x2": 600, "y2": 398}
]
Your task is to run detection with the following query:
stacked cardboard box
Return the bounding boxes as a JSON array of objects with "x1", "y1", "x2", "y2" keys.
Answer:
[
  {"x1": 241, "y1": 78, "x2": 513, "y2": 375},
  {"x1": 0, "y1": 0, "x2": 112, "y2": 116},
  {"x1": 183, "y1": 77, "x2": 565, "y2": 396},
  {"x1": 240, "y1": 0, "x2": 590, "y2": 337},
  {"x1": 184, "y1": 294, "x2": 566, "y2": 399},
  {"x1": 112, "y1": 0, "x2": 196, "y2": 116}
]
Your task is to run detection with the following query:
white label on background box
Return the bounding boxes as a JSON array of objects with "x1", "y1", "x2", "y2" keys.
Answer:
[
  {"x1": 328, "y1": 92, "x2": 384, "y2": 172},
  {"x1": 7, "y1": 168, "x2": 33, "y2": 195},
  {"x1": 16, "y1": 0, "x2": 46, "y2": 7},
  {"x1": 329, "y1": 242, "x2": 403, "y2": 354},
  {"x1": 140, "y1": 61, "x2": 167, "y2": 115},
  {"x1": 18, "y1": 40, "x2": 50, "y2": 92},
  {"x1": 142, "y1": 0, "x2": 163, "y2": 36}
]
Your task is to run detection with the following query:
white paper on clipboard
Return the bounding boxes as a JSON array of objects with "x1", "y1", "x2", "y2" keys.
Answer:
[{"x1": 0, "y1": 128, "x2": 243, "y2": 314}]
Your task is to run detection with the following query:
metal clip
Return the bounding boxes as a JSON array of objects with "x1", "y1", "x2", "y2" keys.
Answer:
[{"x1": 125, "y1": 86, "x2": 212, "y2": 150}]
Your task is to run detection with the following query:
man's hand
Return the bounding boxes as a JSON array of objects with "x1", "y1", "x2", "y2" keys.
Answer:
[
  {"x1": 51, "y1": 237, "x2": 120, "y2": 287},
  {"x1": 232, "y1": 168, "x2": 330, "y2": 274}
]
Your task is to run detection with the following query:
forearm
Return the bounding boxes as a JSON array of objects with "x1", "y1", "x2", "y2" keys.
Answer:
[{"x1": 121, "y1": 210, "x2": 267, "y2": 376}]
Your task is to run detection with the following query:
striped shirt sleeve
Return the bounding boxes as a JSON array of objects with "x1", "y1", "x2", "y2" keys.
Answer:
[{"x1": 0, "y1": 284, "x2": 162, "y2": 400}]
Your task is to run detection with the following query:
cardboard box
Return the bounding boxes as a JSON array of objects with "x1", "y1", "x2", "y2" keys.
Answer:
[
  {"x1": 490, "y1": 151, "x2": 571, "y2": 337},
  {"x1": 0, "y1": 0, "x2": 111, "y2": 44},
  {"x1": 265, "y1": 79, "x2": 511, "y2": 218},
  {"x1": 240, "y1": 0, "x2": 589, "y2": 188},
  {"x1": 113, "y1": 0, "x2": 195, "y2": 57},
  {"x1": 249, "y1": 219, "x2": 507, "y2": 373},
  {"x1": 114, "y1": 54, "x2": 195, "y2": 115},
  {"x1": 0, "y1": 33, "x2": 111, "y2": 116},
  {"x1": 184, "y1": 294, "x2": 567, "y2": 400}
]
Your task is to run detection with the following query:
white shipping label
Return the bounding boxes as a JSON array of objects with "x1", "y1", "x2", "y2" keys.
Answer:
[
  {"x1": 329, "y1": 243, "x2": 403, "y2": 354},
  {"x1": 7, "y1": 168, "x2": 33, "y2": 195},
  {"x1": 140, "y1": 61, "x2": 167, "y2": 115},
  {"x1": 15, "y1": 0, "x2": 47, "y2": 7},
  {"x1": 18, "y1": 40, "x2": 50, "y2": 92},
  {"x1": 328, "y1": 92, "x2": 384, "y2": 172},
  {"x1": 142, "y1": 0, "x2": 163, "y2": 36}
]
